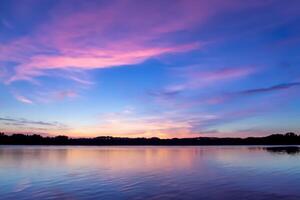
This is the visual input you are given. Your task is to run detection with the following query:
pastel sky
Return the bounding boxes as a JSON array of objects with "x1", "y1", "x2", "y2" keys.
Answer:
[{"x1": 0, "y1": 0, "x2": 300, "y2": 138}]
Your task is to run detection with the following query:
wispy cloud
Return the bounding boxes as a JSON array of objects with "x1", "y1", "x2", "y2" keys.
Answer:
[
  {"x1": 189, "y1": 81, "x2": 300, "y2": 107},
  {"x1": 0, "y1": 0, "x2": 270, "y2": 84},
  {"x1": 0, "y1": 116, "x2": 69, "y2": 135},
  {"x1": 148, "y1": 89, "x2": 182, "y2": 100},
  {"x1": 0, "y1": 0, "x2": 213, "y2": 83},
  {"x1": 238, "y1": 82, "x2": 300, "y2": 95},
  {"x1": 13, "y1": 94, "x2": 33, "y2": 104},
  {"x1": 70, "y1": 102, "x2": 276, "y2": 138},
  {"x1": 11, "y1": 87, "x2": 79, "y2": 104},
  {"x1": 70, "y1": 108, "x2": 219, "y2": 138},
  {"x1": 9, "y1": 44, "x2": 199, "y2": 83},
  {"x1": 0, "y1": 117, "x2": 66, "y2": 127},
  {"x1": 150, "y1": 66, "x2": 257, "y2": 104},
  {"x1": 171, "y1": 66, "x2": 257, "y2": 90},
  {"x1": 53, "y1": 90, "x2": 78, "y2": 100}
]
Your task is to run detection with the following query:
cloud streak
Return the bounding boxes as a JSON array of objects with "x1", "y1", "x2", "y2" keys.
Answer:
[
  {"x1": 150, "y1": 66, "x2": 257, "y2": 104},
  {"x1": 238, "y1": 82, "x2": 300, "y2": 95},
  {"x1": 197, "y1": 81, "x2": 300, "y2": 106},
  {"x1": 13, "y1": 94, "x2": 33, "y2": 104},
  {"x1": 0, "y1": 117, "x2": 66, "y2": 127},
  {"x1": 169, "y1": 66, "x2": 256, "y2": 91},
  {"x1": 0, "y1": 116, "x2": 69, "y2": 135}
]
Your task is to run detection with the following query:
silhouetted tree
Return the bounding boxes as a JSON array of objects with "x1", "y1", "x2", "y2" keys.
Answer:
[{"x1": 285, "y1": 132, "x2": 297, "y2": 137}]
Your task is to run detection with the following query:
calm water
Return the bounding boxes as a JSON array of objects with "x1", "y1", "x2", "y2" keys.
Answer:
[{"x1": 0, "y1": 146, "x2": 300, "y2": 200}]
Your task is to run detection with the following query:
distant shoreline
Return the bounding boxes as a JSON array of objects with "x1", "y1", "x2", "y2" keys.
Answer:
[{"x1": 1, "y1": 132, "x2": 300, "y2": 146}]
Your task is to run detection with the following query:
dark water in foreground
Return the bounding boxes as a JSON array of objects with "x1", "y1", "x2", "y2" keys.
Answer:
[{"x1": 0, "y1": 146, "x2": 300, "y2": 200}]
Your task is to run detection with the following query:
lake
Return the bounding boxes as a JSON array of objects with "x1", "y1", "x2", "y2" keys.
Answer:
[{"x1": 0, "y1": 146, "x2": 300, "y2": 200}]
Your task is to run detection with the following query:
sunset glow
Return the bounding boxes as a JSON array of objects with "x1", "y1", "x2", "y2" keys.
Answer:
[{"x1": 0, "y1": 0, "x2": 300, "y2": 138}]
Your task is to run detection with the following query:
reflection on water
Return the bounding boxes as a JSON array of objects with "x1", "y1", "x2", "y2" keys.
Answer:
[
  {"x1": 0, "y1": 146, "x2": 300, "y2": 200},
  {"x1": 264, "y1": 146, "x2": 300, "y2": 155}
]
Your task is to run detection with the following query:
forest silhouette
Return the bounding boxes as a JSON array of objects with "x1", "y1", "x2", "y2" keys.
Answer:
[{"x1": 0, "y1": 132, "x2": 299, "y2": 145}]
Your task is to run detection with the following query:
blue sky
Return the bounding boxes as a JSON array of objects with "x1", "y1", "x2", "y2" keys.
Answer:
[{"x1": 0, "y1": 0, "x2": 300, "y2": 138}]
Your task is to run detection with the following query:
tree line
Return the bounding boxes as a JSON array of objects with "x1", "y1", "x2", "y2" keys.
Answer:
[{"x1": 0, "y1": 132, "x2": 299, "y2": 145}]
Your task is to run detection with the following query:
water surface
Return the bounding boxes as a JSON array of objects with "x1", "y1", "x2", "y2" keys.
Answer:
[{"x1": 0, "y1": 146, "x2": 300, "y2": 200}]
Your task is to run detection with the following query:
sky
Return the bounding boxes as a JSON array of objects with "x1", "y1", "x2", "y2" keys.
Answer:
[{"x1": 0, "y1": 0, "x2": 300, "y2": 138}]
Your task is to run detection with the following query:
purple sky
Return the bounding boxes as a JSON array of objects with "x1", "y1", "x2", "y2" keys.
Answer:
[{"x1": 0, "y1": 0, "x2": 300, "y2": 138}]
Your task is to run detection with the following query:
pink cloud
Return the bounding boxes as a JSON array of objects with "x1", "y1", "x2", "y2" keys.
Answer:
[
  {"x1": 9, "y1": 43, "x2": 199, "y2": 82},
  {"x1": 10, "y1": 87, "x2": 80, "y2": 104},
  {"x1": 164, "y1": 66, "x2": 257, "y2": 93},
  {"x1": 189, "y1": 67, "x2": 255, "y2": 82},
  {"x1": 0, "y1": 0, "x2": 266, "y2": 83},
  {"x1": 32, "y1": 89, "x2": 80, "y2": 103},
  {"x1": 54, "y1": 90, "x2": 78, "y2": 100},
  {"x1": 13, "y1": 94, "x2": 33, "y2": 104}
]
